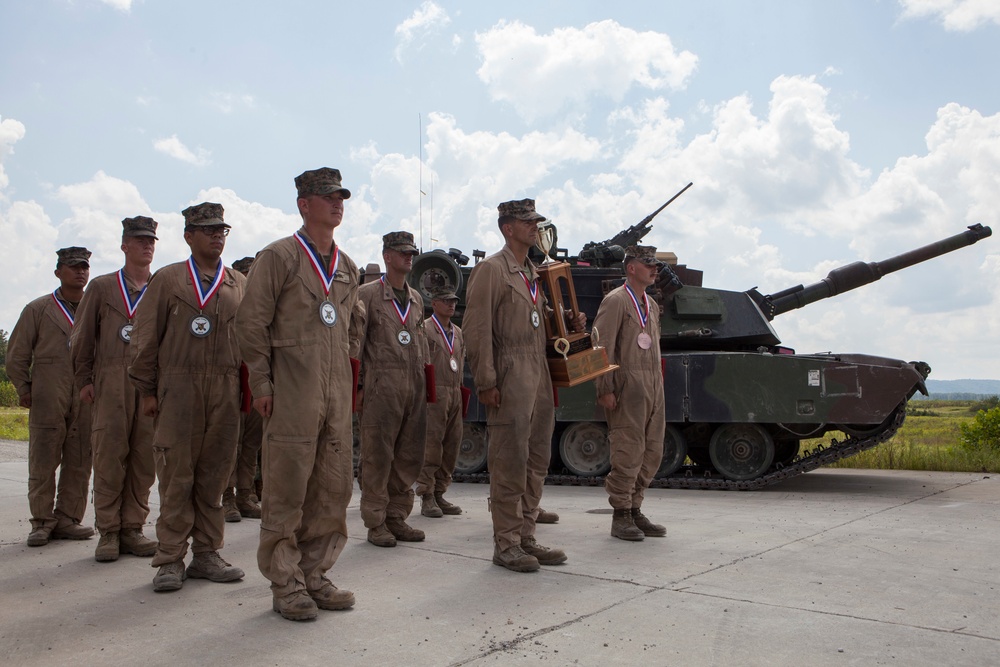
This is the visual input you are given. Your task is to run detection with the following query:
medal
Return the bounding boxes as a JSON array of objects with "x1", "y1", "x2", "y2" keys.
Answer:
[
  {"x1": 519, "y1": 271, "x2": 541, "y2": 330},
  {"x1": 116, "y1": 269, "x2": 147, "y2": 344},
  {"x1": 625, "y1": 284, "x2": 652, "y2": 349},
  {"x1": 384, "y1": 276, "x2": 415, "y2": 346},
  {"x1": 431, "y1": 313, "x2": 457, "y2": 370},
  {"x1": 295, "y1": 231, "x2": 341, "y2": 325},
  {"x1": 637, "y1": 332, "x2": 652, "y2": 349},
  {"x1": 51, "y1": 290, "x2": 75, "y2": 327},
  {"x1": 190, "y1": 315, "x2": 212, "y2": 337},
  {"x1": 119, "y1": 323, "x2": 134, "y2": 343},
  {"x1": 398, "y1": 330, "x2": 412, "y2": 346},
  {"x1": 186, "y1": 256, "x2": 225, "y2": 338},
  {"x1": 449, "y1": 357, "x2": 458, "y2": 372},
  {"x1": 531, "y1": 310, "x2": 540, "y2": 329}
]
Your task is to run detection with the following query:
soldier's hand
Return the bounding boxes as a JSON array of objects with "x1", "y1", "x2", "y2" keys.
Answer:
[
  {"x1": 254, "y1": 395, "x2": 273, "y2": 419},
  {"x1": 18, "y1": 392, "x2": 31, "y2": 409},
  {"x1": 597, "y1": 393, "x2": 617, "y2": 412},
  {"x1": 80, "y1": 384, "x2": 95, "y2": 404},
  {"x1": 478, "y1": 387, "x2": 501, "y2": 408},
  {"x1": 569, "y1": 311, "x2": 587, "y2": 333},
  {"x1": 141, "y1": 396, "x2": 158, "y2": 418}
]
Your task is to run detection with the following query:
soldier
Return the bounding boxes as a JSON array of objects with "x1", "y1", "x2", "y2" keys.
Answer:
[
  {"x1": 222, "y1": 256, "x2": 263, "y2": 523},
  {"x1": 129, "y1": 202, "x2": 247, "y2": 592},
  {"x1": 357, "y1": 231, "x2": 429, "y2": 547},
  {"x1": 416, "y1": 285, "x2": 465, "y2": 518},
  {"x1": 7, "y1": 247, "x2": 95, "y2": 546},
  {"x1": 237, "y1": 167, "x2": 359, "y2": 621},
  {"x1": 73, "y1": 217, "x2": 158, "y2": 563},
  {"x1": 592, "y1": 245, "x2": 668, "y2": 541},
  {"x1": 463, "y1": 198, "x2": 584, "y2": 573}
]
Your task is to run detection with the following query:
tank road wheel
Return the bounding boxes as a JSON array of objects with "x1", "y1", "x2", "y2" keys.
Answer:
[
  {"x1": 708, "y1": 424, "x2": 775, "y2": 481},
  {"x1": 455, "y1": 423, "x2": 489, "y2": 474},
  {"x1": 656, "y1": 425, "x2": 688, "y2": 478},
  {"x1": 558, "y1": 422, "x2": 611, "y2": 477}
]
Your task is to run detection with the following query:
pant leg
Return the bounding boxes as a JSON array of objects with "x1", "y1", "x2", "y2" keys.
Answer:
[
  {"x1": 27, "y1": 425, "x2": 64, "y2": 532},
  {"x1": 520, "y1": 375, "x2": 554, "y2": 540},
  {"x1": 631, "y1": 379, "x2": 666, "y2": 508},
  {"x1": 54, "y1": 396, "x2": 93, "y2": 523},
  {"x1": 386, "y1": 386, "x2": 426, "y2": 520},
  {"x1": 415, "y1": 400, "x2": 446, "y2": 497},
  {"x1": 121, "y1": 388, "x2": 155, "y2": 530},
  {"x1": 190, "y1": 376, "x2": 240, "y2": 555}
]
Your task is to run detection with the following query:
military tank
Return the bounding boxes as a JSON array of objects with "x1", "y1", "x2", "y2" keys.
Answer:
[{"x1": 407, "y1": 197, "x2": 992, "y2": 490}]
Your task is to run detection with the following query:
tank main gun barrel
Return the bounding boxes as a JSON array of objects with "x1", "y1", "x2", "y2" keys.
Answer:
[{"x1": 761, "y1": 224, "x2": 993, "y2": 320}]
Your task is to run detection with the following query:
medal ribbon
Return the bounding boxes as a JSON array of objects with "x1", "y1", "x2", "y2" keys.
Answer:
[
  {"x1": 51, "y1": 290, "x2": 75, "y2": 327},
  {"x1": 294, "y1": 231, "x2": 341, "y2": 296},
  {"x1": 624, "y1": 284, "x2": 649, "y2": 330},
  {"x1": 117, "y1": 269, "x2": 147, "y2": 319},
  {"x1": 381, "y1": 276, "x2": 411, "y2": 325},
  {"x1": 186, "y1": 257, "x2": 225, "y2": 310},
  {"x1": 519, "y1": 271, "x2": 538, "y2": 305},
  {"x1": 431, "y1": 313, "x2": 454, "y2": 355}
]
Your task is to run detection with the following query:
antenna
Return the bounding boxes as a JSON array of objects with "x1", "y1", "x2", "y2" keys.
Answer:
[{"x1": 418, "y1": 113, "x2": 423, "y2": 252}]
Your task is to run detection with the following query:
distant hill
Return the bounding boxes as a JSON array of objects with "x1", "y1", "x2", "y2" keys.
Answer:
[{"x1": 914, "y1": 379, "x2": 1000, "y2": 400}]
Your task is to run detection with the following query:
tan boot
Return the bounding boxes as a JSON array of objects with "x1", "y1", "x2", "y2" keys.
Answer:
[
  {"x1": 536, "y1": 508, "x2": 559, "y2": 524},
  {"x1": 386, "y1": 517, "x2": 425, "y2": 542},
  {"x1": 421, "y1": 494, "x2": 443, "y2": 518},
  {"x1": 273, "y1": 589, "x2": 318, "y2": 621},
  {"x1": 236, "y1": 488, "x2": 262, "y2": 519},
  {"x1": 27, "y1": 527, "x2": 50, "y2": 547},
  {"x1": 492, "y1": 544, "x2": 540, "y2": 573},
  {"x1": 611, "y1": 508, "x2": 645, "y2": 541},
  {"x1": 367, "y1": 524, "x2": 397, "y2": 548},
  {"x1": 50, "y1": 516, "x2": 95, "y2": 540},
  {"x1": 95, "y1": 531, "x2": 120, "y2": 562},
  {"x1": 186, "y1": 551, "x2": 244, "y2": 582},
  {"x1": 520, "y1": 536, "x2": 568, "y2": 565},
  {"x1": 223, "y1": 488, "x2": 241, "y2": 523},
  {"x1": 119, "y1": 528, "x2": 157, "y2": 557},
  {"x1": 308, "y1": 577, "x2": 356, "y2": 610},
  {"x1": 631, "y1": 508, "x2": 667, "y2": 537},
  {"x1": 435, "y1": 493, "x2": 462, "y2": 515},
  {"x1": 152, "y1": 560, "x2": 186, "y2": 592}
]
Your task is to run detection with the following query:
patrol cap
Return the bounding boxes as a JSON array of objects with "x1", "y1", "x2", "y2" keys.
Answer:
[
  {"x1": 295, "y1": 167, "x2": 351, "y2": 199},
  {"x1": 56, "y1": 246, "x2": 92, "y2": 267},
  {"x1": 429, "y1": 285, "x2": 459, "y2": 302},
  {"x1": 122, "y1": 216, "x2": 159, "y2": 240},
  {"x1": 232, "y1": 256, "x2": 254, "y2": 275},
  {"x1": 382, "y1": 231, "x2": 419, "y2": 255},
  {"x1": 625, "y1": 245, "x2": 659, "y2": 265},
  {"x1": 497, "y1": 198, "x2": 546, "y2": 223},
  {"x1": 182, "y1": 202, "x2": 229, "y2": 228}
]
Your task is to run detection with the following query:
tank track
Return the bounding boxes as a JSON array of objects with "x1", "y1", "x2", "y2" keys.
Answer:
[{"x1": 451, "y1": 407, "x2": 906, "y2": 491}]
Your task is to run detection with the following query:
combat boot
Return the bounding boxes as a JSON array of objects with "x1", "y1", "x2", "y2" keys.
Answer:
[
  {"x1": 50, "y1": 516, "x2": 95, "y2": 540},
  {"x1": 27, "y1": 527, "x2": 50, "y2": 547},
  {"x1": 367, "y1": 524, "x2": 397, "y2": 548},
  {"x1": 95, "y1": 531, "x2": 120, "y2": 562},
  {"x1": 536, "y1": 508, "x2": 559, "y2": 524},
  {"x1": 222, "y1": 488, "x2": 241, "y2": 523},
  {"x1": 273, "y1": 589, "x2": 318, "y2": 622},
  {"x1": 435, "y1": 493, "x2": 462, "y2": 515},
  {"x1": 236, "y1": 488, "x2": 262, "y2": 519},
  {"x1": 611, "y1": 508, "x2": 645, "y2": 541},
  {"x1": 520, "y1": 536, "x2": 568, "y2": 565},
  {"x1": 631, "y1": 508, "x2": 667, "y2": 537},
  {"x1": 152, "y1": 560, "x2": 186, "y2": 592},
  {"x1": 492, "y1": 544, "x2": 540, "y2": 573},
  {"x1": 120, "y1": 527, "x2": 157, "y2": 556},
  {"x1": 421, "y1": 494, "x2": 443, "y2": 518},
  {"x1": 386, "y1": 517, "x2": 425, "y2": 542},
  {"x1": 186, "y1": 551, "x2": 245, "y2": 582},
  {"x1": 308, "y1": 577, "x2": 356, "y2": 610}
]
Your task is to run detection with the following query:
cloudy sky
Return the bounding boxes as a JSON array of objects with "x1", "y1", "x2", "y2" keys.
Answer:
[{"x1": 2, "y1": 0, "x2": 999, "y2": 379}]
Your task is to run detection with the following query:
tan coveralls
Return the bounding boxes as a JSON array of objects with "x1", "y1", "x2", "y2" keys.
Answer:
[
  {"x1": 72, "y1": 271, "x2": 155, "y2": 534},
  {"x1": 592, "y1": 285, "x2": 665, "y2": 510},
  {"x1": 236, "y1": 230, "x2": 359, "y2": 597},
  {"x1": 357, "y1": 279, "x2": 428, "y2": 527},
  {"x1": 230, "y1": 409, "x2": 263, "y2": 491},
  {"x1": 7, "y1": 290, "x2": 93, "y2": 531},
  {"x1": 415, "y1": 317, "x2": 465, "y2": 497},
  {"x1": 128, "y1": 262, "x2": 246, "y2": 567},
  {"x1": 463, "y1": 246, "x2": 554, "y2": 551}
]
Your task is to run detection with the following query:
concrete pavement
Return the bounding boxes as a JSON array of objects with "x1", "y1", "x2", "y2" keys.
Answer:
[{"x1": 0, "y1": 438, "x2": 997, "y2": 666}]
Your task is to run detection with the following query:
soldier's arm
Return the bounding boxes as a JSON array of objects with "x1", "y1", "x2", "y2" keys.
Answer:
[
  {"x1": 6, "y1": 304, "x2": 38, "y2": 405},
  {"x1": 462, "y1": 263, "x2": 498, "y2": 393},
  {"x1": 71, "y1": 281, "x2": 101, "y2": 392},
  {"x1": 592, "y1": 293, "x2": 624, "y2": 400},
  {"x1": 236, "y1": 249, "x2": 281, "y2": 399},
  {"x1": 349, "y1": 290, "x2": 365, "y2": 365},
  {"x1": 127, "y1": 271, "x2": 167, "y2": 399}
]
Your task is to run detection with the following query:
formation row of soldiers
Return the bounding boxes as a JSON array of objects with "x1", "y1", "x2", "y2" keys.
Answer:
[{"x1": 6, "y1": 167, "x2": 668, "y2": 622}]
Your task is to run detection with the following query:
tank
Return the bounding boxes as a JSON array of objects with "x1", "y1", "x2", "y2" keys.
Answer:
[{"x1": 406, "y1": 199, "x2": 992, "y2": 490}]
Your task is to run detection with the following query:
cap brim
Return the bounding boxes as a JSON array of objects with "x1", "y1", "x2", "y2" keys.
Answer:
[
  {"x1": 127, "y1": 231, "x2": 159, "y2": 240},
  {"x1": 63, "y1": 260, "x2": 90, "y2": 266}
]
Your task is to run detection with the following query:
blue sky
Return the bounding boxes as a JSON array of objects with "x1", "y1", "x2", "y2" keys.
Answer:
[{"x1": 2, "y1": 0, "x2": 999, "y2": 379}]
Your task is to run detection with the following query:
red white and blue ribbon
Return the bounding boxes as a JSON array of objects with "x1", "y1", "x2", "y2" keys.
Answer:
[
  {"x1": 295, "y1": 231, "x2": 340, "y2": 296},
  {"x1": 519, "y1": 271, "x2": 538, "y2": 304},
  {"x1": 430, "y1": 313, "x2": 454, "y2": 355},
  {"x1": 381, "y1": 276, "x2": 411, "y2": 325},
  {"x1": 117, "y1": 269, "x2": 147, "y2": 319},
  {"x1": 186, "y1": 257, "x2": 225, "y2": 310},
  {"x1": 51, "y1": 290, "x2": 75, "y2": 326},
  {"x1": 624, "y1": 284, "x2": 649, "y2": 330}
]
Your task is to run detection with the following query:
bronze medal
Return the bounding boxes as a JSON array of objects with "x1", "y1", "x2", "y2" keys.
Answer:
[{"x1": 637, "y1": 332, "x2": 652, "y2": 349}]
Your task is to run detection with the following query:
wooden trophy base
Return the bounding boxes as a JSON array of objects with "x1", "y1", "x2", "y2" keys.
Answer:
[{"x1": 548, "y1": 346, "x2": 618, "y2": 388}]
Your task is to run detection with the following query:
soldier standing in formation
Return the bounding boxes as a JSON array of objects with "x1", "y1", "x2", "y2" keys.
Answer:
[
  {"x1": 73, "y1": 217, "x2": 159, "y2": 563},
  {"x1": 592, "y1": 245, "x2": 668, "y2": 541},
  {"x1": 237, "y1": 168, "x2": 360, "y2": 621},
  {"x1": 7, "y1": 247, "x2": 95, "y2": 546},
  {"x1": 357, "y1": 231, "x2": 429, "y2": 547},
  {"x1": 416, "y1": 286, "x2": 465, "y2": 519},
  {"x1": 129, "y1": 203, "x2": 247, "y2": 592},
  {"x1": 463, "y1": 198, "x2": 582, "y2": 573}
]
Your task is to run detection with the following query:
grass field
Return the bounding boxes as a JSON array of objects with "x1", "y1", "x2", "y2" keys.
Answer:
[{"x1": 0, "y1": 408, "x2": 29, "y2": 441}]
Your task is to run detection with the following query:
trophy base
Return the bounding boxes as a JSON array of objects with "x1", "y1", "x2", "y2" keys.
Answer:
[{"x1": 548, "y1": 347, "x2": 618, "y2": 388}]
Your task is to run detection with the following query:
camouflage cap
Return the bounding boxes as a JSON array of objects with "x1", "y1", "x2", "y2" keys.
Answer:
[
  {"x1": 232, "y1": 256, "x2": 254, "y2": 275},
  {"x1": 429, "y1": 285, "x2": 459, "y2": 301},
  {"x1": 382, "y1": 231, "x2": 419, "y2": 255},
  {"x1": 56, "y1": 246, "x2": 92, "y2": 267},
  {"x1": 625, "y1": 245, "x2": 659, "y2": 265},
  {"x1": 497, "y1": 198, "x2": 546, "y2": 223},
  {"x1": 122, "y1": 216, "x2": 159, "y2": 240},
  {"x1": 295, "y1": 167, "x2": 352, "y2": 199},
  {"x1": 182, "y1": 202, "x2": 229, "y2": 228}
]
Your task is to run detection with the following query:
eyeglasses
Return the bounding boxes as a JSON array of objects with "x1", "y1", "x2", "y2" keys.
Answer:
[{"x1": 187, "y1": 226, "x2": 230, "y2": 237}]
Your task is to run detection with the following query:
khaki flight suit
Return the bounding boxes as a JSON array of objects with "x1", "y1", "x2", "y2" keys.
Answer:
[
  {"x1": 236, "y1": 229, "x2": 360, "y2": 597},
  {"x1": 592, "y1": 285, "x2": 665, "y2": 510},
  {"x1": 357, "y1": 279, "x2": 428, "y2": 527},
  {"x1": 72, "y1": 271, "x2": 155, "y2": 534},
  {"x1": 7, "y1": 290, "x2": 93, "y2": 531},
  {"x1": 415, "y1": 317, "x2": 465, "y2": 497},
  {"x1": 129, "y1": 262, "x2": 246, "y2": 567},
  {"x1": 231, "y1": 408, "x2": 263, "y2": 492},
  {"x1": 463, "y1": 246, "x2": 554, "y2": 551}
]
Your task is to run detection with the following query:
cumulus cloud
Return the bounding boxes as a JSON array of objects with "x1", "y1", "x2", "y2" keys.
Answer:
[
  {"x1": 98, "y1": 0, "x2": 132, "y2": 12},
  {"x1": 394, "y1": 1, "x2": 451, "y2": 63},
  {"x1": 475, "y1": 19, "x2": 698, "y2": 122},
  {"x1": 153, "y1": 135, "x2": 211, "y2": 166},
  {"x1": 898, "y1": 0, "x2": 1000, "y2": 30},
  {"x1": 0, "y1": 116, "x2": 27, "y2": 195}
]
